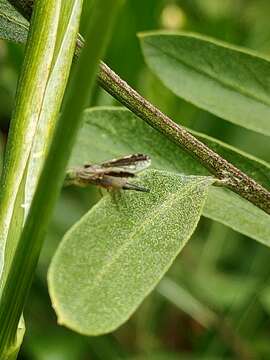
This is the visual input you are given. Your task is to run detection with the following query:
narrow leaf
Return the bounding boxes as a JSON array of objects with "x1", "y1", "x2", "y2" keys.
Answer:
[
  {"x1": 48, "y1": 170, "x2": 214, "y2": 335},
  {"x1": 70, "y1": 107, "x2": 270, "y2": 246},
  {"x1": 140, "y1": 32, "x2": 270, "y2": 136}
]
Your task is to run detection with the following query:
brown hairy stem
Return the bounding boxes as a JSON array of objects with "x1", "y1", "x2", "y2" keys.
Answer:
[{"x1": 7, "y1": 0, "x2": 270, "y2": 214}]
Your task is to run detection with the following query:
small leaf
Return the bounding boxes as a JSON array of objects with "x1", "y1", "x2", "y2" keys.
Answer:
[
  {"x1": 70, "y1": 107, "x2": 270, "y2": 246},
  {"x1": 48, "y1": 170, "x2": 214, "y2": 335},
  {"x1": 140, "y1": 31, "x2": 270, "y2": 136},
  {"x1": 0, "y1": 0, "x2": 29, "y2": 44}
]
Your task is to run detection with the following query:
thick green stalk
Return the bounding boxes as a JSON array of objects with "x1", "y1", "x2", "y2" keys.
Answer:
[
  {"x1": 0, "y1": 0, "x2": 60, "y2": 283},
  {"x1": 0, "y1": 0, "x2": 67, "y2": 356},
  {"x1": 0, "y1": 1, "x2": 83, "y2": 293},
  {"x1": 0, "y1": 0, "x2": 122, "y2": 358}
]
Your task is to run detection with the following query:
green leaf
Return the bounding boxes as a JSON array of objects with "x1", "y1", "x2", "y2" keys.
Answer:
[
  {"x1": 70, "y1": 107, "x2": 270, "y2": 246},
  {"x1": 204, "y1": 187, "x2": 270, "y2": 245},
  {"x1": 0, "y1": 0, "x2": 29, "y2": 44},
  {"x1": 139, "y1": 31, "x2": 270, "y2": 136},
  {"x1": 48, "y1": 170, "x2": 213, "y2": 335}
]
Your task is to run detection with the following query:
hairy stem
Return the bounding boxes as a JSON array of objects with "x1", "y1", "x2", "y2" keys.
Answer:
[
  {"x1": 97, "y1": 62, "x2": 270, "y2": 214},
  {"x1": 7, "y1": 0, "x2": 270, "y2": 214}
]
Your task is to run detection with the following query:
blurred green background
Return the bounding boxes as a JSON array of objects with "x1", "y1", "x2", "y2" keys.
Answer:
[{"x1": 1, "y1": 0, "x2": 270, "y2": 359}]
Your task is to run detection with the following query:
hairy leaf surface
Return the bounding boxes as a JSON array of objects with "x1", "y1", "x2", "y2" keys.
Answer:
[
  {"x1": 48, "y1": 170, "x2": 213, "y2": 335},
  {"x1": 0, "y1": 0, "x2": 28, "y2": 44},
  {"x1": 69, "y1": 107, "x2": 270, "y2": 245}
]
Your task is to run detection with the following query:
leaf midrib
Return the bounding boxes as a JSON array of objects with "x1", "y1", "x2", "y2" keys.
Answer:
[
  {"x1": 145, "y1": 38, "x2": 270, "y2": 109},
  {"x1": 88, "y1": 178, "x2": 209, "y2": 292},
  {"x1": 0, "y1": 8, "x2": 29, "y2": 35}
]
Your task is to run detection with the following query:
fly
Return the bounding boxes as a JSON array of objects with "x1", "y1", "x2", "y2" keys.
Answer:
[{"x1": 65, "y1": 154, "x2": 151, "y2": 192}]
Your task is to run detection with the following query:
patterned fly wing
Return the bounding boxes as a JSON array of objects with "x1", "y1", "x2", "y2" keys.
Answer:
[
  {"x1": 100, "y1": 154, "x2": 151, "y2": 175},
  {"x1": 66, "y1": 154, "x2": 151, "y2": 192}
]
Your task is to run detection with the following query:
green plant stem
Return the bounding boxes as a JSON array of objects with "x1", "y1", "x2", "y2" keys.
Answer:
[
  {"x1": 8, "y1": 0, "x2": 270, "y2": 214},
  {"x1": 0, "y1": 1, "x2": 83, "y2": 293},
  {"x1": 0, "y1": 0, "x2": 60, "y2": 284},
  {"x1": 97, "y1": 62, "x2": 270, "y2": 215},
  {"x1": 0, "y1": 0, "x2": 122, "y2": 357}
]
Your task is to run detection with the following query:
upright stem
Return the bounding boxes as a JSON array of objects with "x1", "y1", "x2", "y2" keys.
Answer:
[{"x1": 0, "y1": 0, "x2": 122, "y2": 357}]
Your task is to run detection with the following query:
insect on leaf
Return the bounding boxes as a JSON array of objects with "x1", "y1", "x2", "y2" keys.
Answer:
[
  {"x1": 69, "y1": 107, "x2": 270, "y2": 246},
  {"x1": 48, "y1": 170, "x2": 214, "y2": 335},
  {"x1": 65, "y1": 153, "x2": 151, "y2": 192}
]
